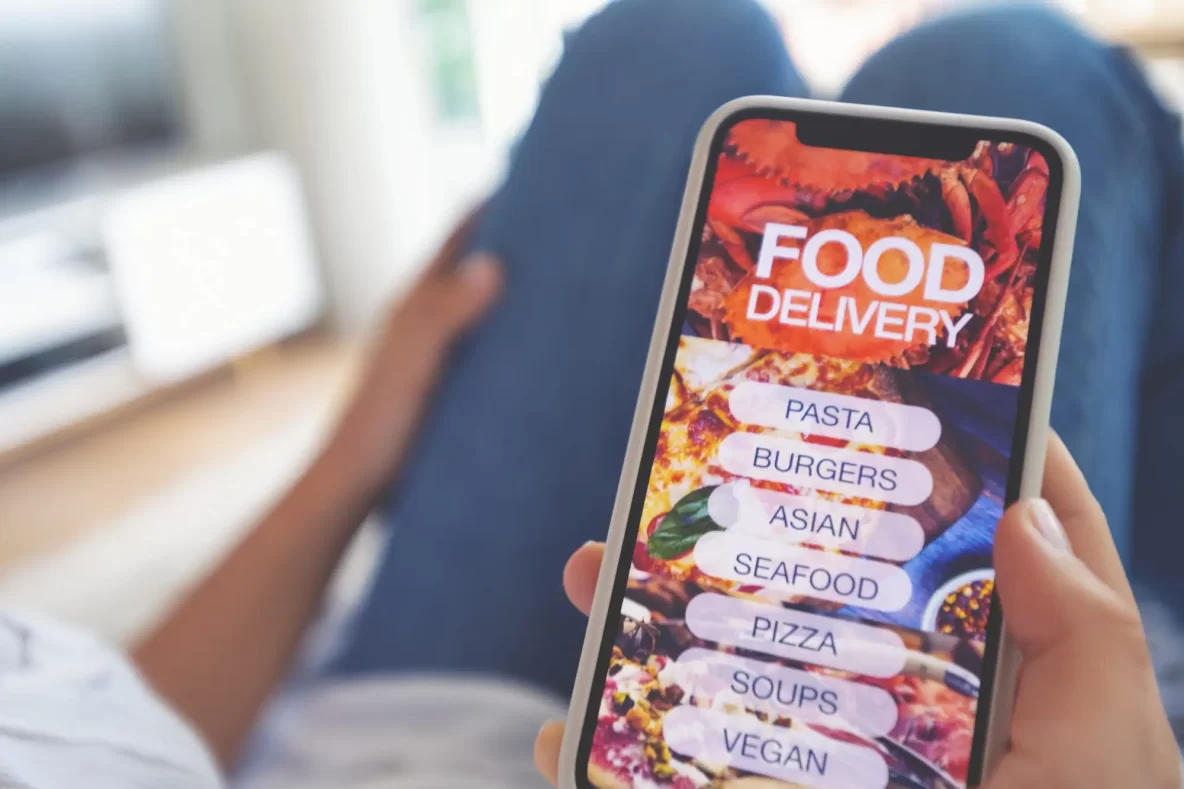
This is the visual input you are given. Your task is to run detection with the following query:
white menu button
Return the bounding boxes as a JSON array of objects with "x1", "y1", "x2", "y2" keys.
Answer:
[
  {"x1": 718, "y1": 432, "x2": 933, "y2": 506},
  {"x1": 664, "y1": 706, "x2": 889, "y2": 789},
  {"x1": 730, "y1": 381, "x2": 942, "y2": 452},
  {"x1": 685, "y1": 594, "x2": 907, "y2": 677},
  {"x1": 694, "y1": 531, "x2": 913, "y2": 612},
  {"x1": 674, "y1": 648, "x2": 899, "y2": 736}
]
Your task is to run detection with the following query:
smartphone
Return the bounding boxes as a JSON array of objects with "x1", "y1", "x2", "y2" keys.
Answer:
[{"x1": 559, "y1": 97, "x2": 1079, "y2": 789}]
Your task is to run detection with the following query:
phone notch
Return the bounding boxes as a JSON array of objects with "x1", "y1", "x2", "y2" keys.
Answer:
[{"x1": 794, "y1": 114, "x2": 979, "y2": 161}]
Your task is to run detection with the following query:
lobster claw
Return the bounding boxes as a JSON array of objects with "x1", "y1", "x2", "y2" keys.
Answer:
[
  {"x1": 706, "y1": 158, "x2": 810, "y2": 270},
  {"x1": 1007, "y1": 150, "x2": 1049, "y2": 249},
  {"x1": 961, "y1": 169, "x2": 1017, "y2": 282},
  {"x1": 939, "y1": 170, "x2": 974, "y2": 244}
]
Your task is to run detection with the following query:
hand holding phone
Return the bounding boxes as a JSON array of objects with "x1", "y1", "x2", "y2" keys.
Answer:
[
  {"x1": 538, "y1": 433, "x2": 1180, "y2": 789},
  {"x1": 986, "y1": 438, "x2": 1178, "y2": 789},
  {"x1": 558, "y1": 98, "x2": 1090, "y2": 788}
]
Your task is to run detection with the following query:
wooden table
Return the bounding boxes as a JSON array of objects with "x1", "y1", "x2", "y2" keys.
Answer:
[{"x1": 0, "y1": 333, "x2": 361, "y2": 569}]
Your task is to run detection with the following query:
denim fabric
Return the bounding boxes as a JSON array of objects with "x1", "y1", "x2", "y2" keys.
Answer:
[
  {"x1": 333, "y1": 0, "x2": 1184, "y2": 694},
  {"x1": 839, "y1": 4, "x2": 1184, "y2": 575}
]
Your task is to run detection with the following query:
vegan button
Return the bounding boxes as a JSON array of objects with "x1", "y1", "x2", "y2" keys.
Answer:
[{"x1": 664, "y1": 705, "x2": 889, "y2": 789}]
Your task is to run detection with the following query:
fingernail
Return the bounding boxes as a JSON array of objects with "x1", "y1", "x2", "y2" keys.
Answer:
[
  {"x1": 1028, "y1": 499, "x2": 1071, "y2": 553},
  {"x1": 460, "y1": 251, "x2": 494, "y2": 271},
  {"x1": 457, "y1": 253, "x2": 500, "y2": 292}
]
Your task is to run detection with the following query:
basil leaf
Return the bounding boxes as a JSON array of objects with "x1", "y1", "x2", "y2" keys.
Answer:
[{"x1": 648, "y1": 486, "x2": 722, "y2": 560}]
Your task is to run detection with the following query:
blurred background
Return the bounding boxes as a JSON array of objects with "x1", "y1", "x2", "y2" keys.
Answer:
[{"x1": 0, "y1": 0, "x2": 1181, "y2": 647}]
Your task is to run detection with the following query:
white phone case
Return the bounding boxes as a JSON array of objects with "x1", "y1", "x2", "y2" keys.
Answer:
[{"x1": 559, "y1": 96, "x2": 1081, "y2": 789}]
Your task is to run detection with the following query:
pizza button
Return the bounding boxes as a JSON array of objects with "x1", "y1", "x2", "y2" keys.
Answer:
[{"x1": 685, "y1": 594, "x2": 907, "y2": 677}]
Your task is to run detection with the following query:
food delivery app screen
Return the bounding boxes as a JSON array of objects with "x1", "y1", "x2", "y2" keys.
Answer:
[{"x1": 582, "y1": 116, "x2": 1060, "y2": 789}]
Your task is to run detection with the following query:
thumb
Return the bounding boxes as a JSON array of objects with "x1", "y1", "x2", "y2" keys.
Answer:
[{"x1": 993, "y1": 498, "x2": 1138, "y2": 661}]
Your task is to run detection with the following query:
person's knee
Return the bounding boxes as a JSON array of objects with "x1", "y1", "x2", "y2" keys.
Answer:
[
  {"x1": 576, "y1": 0, "x2": 785, "y2": 58},
  {"x1": 560, "y1": 0, "x2": 801, "y2": 103},
  {"x1": 842, "y1": 3, "x2": 1110, "y2": 118}
]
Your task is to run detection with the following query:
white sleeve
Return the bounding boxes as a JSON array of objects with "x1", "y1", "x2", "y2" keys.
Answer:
[{"x1": 0, "y1": 608, "x2": 223, "y2": 789}]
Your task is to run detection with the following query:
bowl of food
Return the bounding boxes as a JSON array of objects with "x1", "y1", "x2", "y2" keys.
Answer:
[{"x1": 922, "y1": 570, "x2": 995, "y2": 641}]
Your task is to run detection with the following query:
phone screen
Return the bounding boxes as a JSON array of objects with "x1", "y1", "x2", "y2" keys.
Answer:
[{"x1": 577, "y1": 110, "x2": 1063, "y2": 789}]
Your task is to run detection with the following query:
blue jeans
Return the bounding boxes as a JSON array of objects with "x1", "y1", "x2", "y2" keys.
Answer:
[{"x1": 332, "y1": 0, "x2": 1184, "y2": 695}]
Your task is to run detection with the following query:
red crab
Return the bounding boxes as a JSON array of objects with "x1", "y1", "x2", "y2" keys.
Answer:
[{"x1": 694, "y1": 120, "x2": 1049, "y2": 377}]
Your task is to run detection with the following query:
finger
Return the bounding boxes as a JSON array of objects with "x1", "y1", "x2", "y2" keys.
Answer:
[
  {"x1": 1040, "y1": 432, "x2": 1131, "y2": 599},
  {"x1": 534, "y1": 721, "x2": 564, "y2": 787},
  {"x1": 425, "y1": 202, "x2": 487, "y2": 275},
  {"x1": 978, "y1": 754, "x2": 1040, "y2": 789},
  {"x1": 564, "y1": 542, "x2": 605, "y2": 617},
  {"x1": 994, "y1": 498, "x2": 1138, "y2": 660},
  {"x1": 398, "y1": 252, "x2": 501, "y2": 346},
  {"x1": 430, "y1": 252, "x2": 503, "y2": 334}
]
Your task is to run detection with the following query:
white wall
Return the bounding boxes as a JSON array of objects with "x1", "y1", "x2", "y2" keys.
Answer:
[
  {"x1": 231, "y1": 2, "x2": 502, "y2": 330},
  {"x1": 172, "y1": 0, "x2": 254, "y2": 156},
  {"x1": 233, "y1": 0, "x2": 399, "y2": 331},
  {"x1": 231, "y1": 0, "x2": 610, "y2": 332}
]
